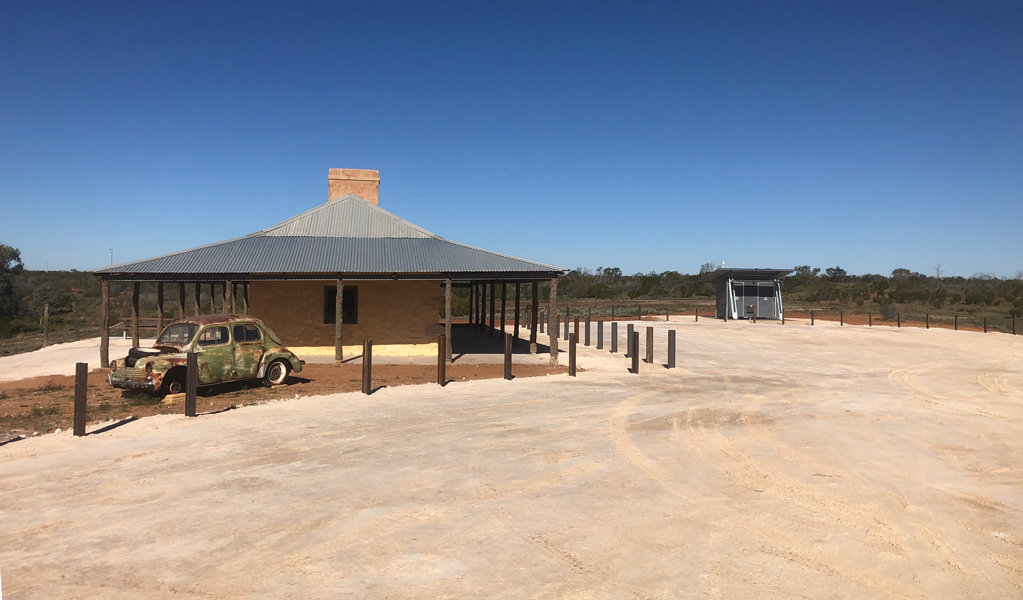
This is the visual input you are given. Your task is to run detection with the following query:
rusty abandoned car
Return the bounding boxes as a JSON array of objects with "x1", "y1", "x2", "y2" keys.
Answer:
[{"x1": 107, "y1": 315, "x2": 304, "y2": 393}]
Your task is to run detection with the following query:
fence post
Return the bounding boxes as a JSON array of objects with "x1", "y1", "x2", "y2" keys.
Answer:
[
  {"x1": 596, "y1": 320, "x2": 604, "y2": 349},
  {"x1": 362, "y1": 340, "x2": 373, "y2": 394},
  {"x1": 631, "y1": 332, "x2": 640, "y2": 374},
  {"x1": 839, "y1": 310, "x2": 843, "y2": 326},
  {"x1": 1014, "y1": 317, "x2": 1017, "y2": 336},
  {"x1": 437, "y1": 335, "x2": 446, "y2": 387},
  {"x1": 568, "y1": 333, "x2": 577, "y2": 377},
  {"x1": 666, "y1": 310, "x2": 669, "y2": 322},
  {"x1": 43, "y1": 303, "x2": 49, "y2": 347},
  {"x1": 897, "y1": 313, "x2": 901, "y2": 328},
  {"x1": 611, "y1": 306, "x2": 615, "y2": 321},
  {"x1": 811, "y1": 310, "x2": 814, "y2": 326},
  {"x1": 695, "y1": 308, "x2": 698, "y2": 322},
  {"x1": 611, "y1": 322, "x2": 618, "y2": 353},
  {"x1": 74, "y1": 362, "x2": 87, "y2": 436},
  {"x1": 954, "y1": 315, "x2": 958, "y2": 331},
  {"x1": 637, "y1": 304, "x2": 642, "y2": 322},
  {"x1": 72, "y1": 301, "x2": 80, "y2": 341},
  {"x1": 667, "y1": 330, "x2": 676, "y2": 369},
  {"x1": 984, "y1": 317, "x2": 987, "y2": 334},
  {"x1": 564, "y1": 311, "x2": 570, "y2": 340},
  {"x1": 926, "y1": 313, "x2": 929, "y2": 329},
  {"x1": 868, "y1": 312, "x2": 872, "y2": 327},
  {"x1": 585, "y1": 313, "x2": 591, "y2": 346},
  {"x1": 185, "y1": 352, "x2": 197, "y2": 417},
  {"x1": 574, "y1": 316, "x2": 580, "y2": 342},
  {"x1": 646, "y1": 327, "x2": 654, "y2": 364},
  {"x1": 504, "y1": 333, "x2": 513, "y2": 380},
  {"x1": 626, "y1": 324, "x2": 634, "y2": 357}
]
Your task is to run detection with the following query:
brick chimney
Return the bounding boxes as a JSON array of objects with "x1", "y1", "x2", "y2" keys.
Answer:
[{"x1": 328, "y1": 169, "x2": 380, "y2": 205}]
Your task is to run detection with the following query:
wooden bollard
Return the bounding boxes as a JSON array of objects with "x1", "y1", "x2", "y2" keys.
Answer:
[
  {"x1": 897, "y1": 313, "x2": 901, "y2": 328},
  {"x1": 553, "y1": 315, "x2": 559, "y2": 339},
  {"x1": 362, "y1": 340, "x2": 372, "y2": 394},
  {"x1": 646, "y1": 327, "x2": 654, "y2": 364},
  {"x1": 631, "y1": 332, "x2": 640, "y2": 374},
  {"x1": 811, "y1": 310, "x2": 814, "y2": 326},
  {"x1": 954, "y1": 315, "x2": 958, "y2": 331},
  {"x1": 781, "y1": 311, "x2": 785, "y2": 325},
  {"x1": 667, "y1": 330, "x2": 676, "y2": 369},
  {"x1": 695, "y1": 308, "x2": 698, "y2": 322},
  {"x1": 564, "y1": 312, "x2": 570, "y2": 340},
  {"x1": 666, "y1": 310, "x2": 669, "y2": 322},
  {"x1": 868, "y1": 312, "x2": 872, "y2": 327},
  {"x1": 596, "y1": 320, "x2": 603, "y2": 349},
  {"x1": 611, "y1": 322, "x2": 618, "y2": 353},
  {"x1": 839, "y1": 311, "x2": 843, "y2": 326},
  {"x1": 984, "y1": 317, "x2": 987, "y2": 333},
  {"x1": 611, "y1": 306, "x2": 615, "y2": 321},
  {"x1": 185, "y1": 352, "x2": 198, "y2": 417},
  {"x1": 539, "y1": 311, "x2": 545, "y2": 333},
  {"x1": 73, "y1": 362, "x2": 88, "y2": 436},
  {"x1": 926, "y1": 313, "x2": 929, "y2": 329},
  {"x1": 437, "y1": 335, "x2": 446, "y2": 386},
  {"x1": 584, "y1": 315, "x2": 591, "y2": 346},
  {"x1": 637, "y1": 304, "x2": 642, "y2": 321},
  {"x1": 626, "y1": 324, "x2": 634, "y2": 357},
  {"x1": 1014, "y1": 317, "x2": 1017, "y2": 335},
  {"x1": 504, "y1": 333, "x2": 513, "y2": 380},
  {"x1": 568, "y1": 333, "x2": 577, "y2": 377}
]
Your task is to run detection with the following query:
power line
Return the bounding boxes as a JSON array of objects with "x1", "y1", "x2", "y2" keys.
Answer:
[{"x1": 391, "y1": 53, "x2": 1022, "y2": 204}]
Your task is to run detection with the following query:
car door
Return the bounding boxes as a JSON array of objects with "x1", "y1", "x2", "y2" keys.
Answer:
[
  {"x1": 195, "y1": 325, "x2": 233, "y2": 384},
  {"x1": 232, "y1": 323, "x2": 265, "y2": 380}
]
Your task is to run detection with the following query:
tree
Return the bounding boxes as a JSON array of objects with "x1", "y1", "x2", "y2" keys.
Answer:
[
  {"x1": 699, "y1": 262, "x2": 717, "y2": 275},
  {"x1": 825, "y1": 266, "x2": 847, "y2": 281},
  {"x1": 0, "y1": 244, "x2": 24, "y2": 325}
]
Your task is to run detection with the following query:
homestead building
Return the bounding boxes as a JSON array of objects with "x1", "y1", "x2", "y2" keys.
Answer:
[{"x1": 93, "y1": 169, "x2": 564, "y2": 365}]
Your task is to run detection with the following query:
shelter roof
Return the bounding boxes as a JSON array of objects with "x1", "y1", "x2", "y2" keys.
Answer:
[
  {"x1": 703, "y1": 268, "x2": 795, "y2": 281},
  {"x1": 93, "y1": 194, "x2": 563, "y2": 280}
]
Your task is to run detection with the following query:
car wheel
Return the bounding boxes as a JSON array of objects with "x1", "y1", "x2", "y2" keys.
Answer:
[
  {"x1": 262, "y1": 359, "x2": 290, "y2": 387},
  {"x1": 164, "y1": 372, "x2": 185, "y2": 395}
]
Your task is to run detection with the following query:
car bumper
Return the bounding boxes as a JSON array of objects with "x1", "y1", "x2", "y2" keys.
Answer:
[{"x1": 107, "y1": 372, "x2": 157, "y2": 391}]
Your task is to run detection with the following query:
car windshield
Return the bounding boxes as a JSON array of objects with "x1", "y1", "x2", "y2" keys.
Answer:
[{"x1": 156, "y1": 323, "x2": 199, "y2": 346}]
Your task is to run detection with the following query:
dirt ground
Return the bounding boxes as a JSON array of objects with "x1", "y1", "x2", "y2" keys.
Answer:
[
  {"x1": 1, "y1": 318, "x2": 1022, "y2": 598},
  {"x1": 0, "y1": 362, "x2": 567, "y2": 443}
]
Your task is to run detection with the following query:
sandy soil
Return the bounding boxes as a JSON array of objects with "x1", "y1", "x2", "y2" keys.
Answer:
[{"x1": 1, "y1": 318, "x2": 1022, "y2": 598}]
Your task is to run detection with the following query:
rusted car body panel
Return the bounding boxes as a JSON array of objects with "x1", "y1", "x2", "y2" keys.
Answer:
[{"x1": 107, "y1": 315, "x2": 302, "y2": 392}]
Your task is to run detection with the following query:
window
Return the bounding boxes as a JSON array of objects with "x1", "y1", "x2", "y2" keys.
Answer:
[
  {"x1": 156, "y1": 323, "x2": 198, "y2": 346},
  {"x1": 233, "y1": 324, "x2": 262, "y2": 343},
  {"x1": 197, "y1": 326, "x2": 230, "y2": 346},
  {"x1": 324, "y1": 286, "x2": 358, "y2": 324}
]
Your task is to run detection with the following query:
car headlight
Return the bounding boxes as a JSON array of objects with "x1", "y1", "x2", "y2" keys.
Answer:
[
  {"x1": 144, "y1": 362, "x2": 153, "y2": 374},
  {"x1": 110, "y1": 360, "x2": 117, "y2": 369}
]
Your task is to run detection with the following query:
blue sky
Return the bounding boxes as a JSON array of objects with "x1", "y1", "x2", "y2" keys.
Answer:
[{"x1": 1, "y1": 1, "x2": 1021, "y2": 277}]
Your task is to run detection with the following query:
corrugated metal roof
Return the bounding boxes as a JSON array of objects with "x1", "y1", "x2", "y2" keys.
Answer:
[
  {"x1": 93, "y1": 194, "x2": 563, "y2": 277},
  {"x1": 704, "y1": 268, "x2": 794, "y2": 281}
]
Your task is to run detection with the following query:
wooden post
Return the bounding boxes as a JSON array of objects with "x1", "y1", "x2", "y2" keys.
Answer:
[
  {"x1": 226, "y1": 280, "x2": 235, "y2": 314},
  {"x1": 695, "y1": 307, "x2": 698, "y2": 322},
  {"x1": 573, "y1": 317, "x2": 580, "y2": 342},
  {"x1": 637, "y1": 303, "x2": 642, "y2": 322},
  {"x1": 362, "y1": 340, "x2": 373, "y2": 394},
  {"x1": 646, "y1": 326, "x2": 654, "y2": 364},
  {"x1": 43, "y1": 303, "x2": 50, "y2": 347},
  {"x1": 131, "y1": 282, "x2": 140, "y2": 348},
  {"x1": 549, "y1": 278, "x2": 559, "y2": 366},
  {"x1": 500, "y1": 282, "x2": 507, "y2": 337},
  {"x1": 243, "y1": 283, "x2": 249, "y2": 314},
  {"x1": 504, "y1": 332, "x2": 513, "y2": 380},
  {"x1": 811, "y1": 310, "x2": 814, "y2": 326},
  {"x1": 529, "y1": 281, "x2": 538, "y2": 354},
  {"x1": 897, "y1": 313, "x2": 901, "y2": 328},
  {"x1": 585, "y1": 311, "x2": 591, "y2": 346},
  {"x1": 839, "y1": 310, "x2": 842, "y2": 326},
  {"x1": 926, "y1": 313, "x2": 929, "y2": 329},
  {"x1": 445, "y1": 279, "x2": 452, "y2": 363},
  {"x1": 437, "y1": 335, "x2": 446, "y2": 386},
  {"x1": 984, "y1": 317, "x2": 987, "y2": 333},
  {"x1": 100, "y1": 280, "x2": 110, "y2": 367},
  {"x1": 666, "y1": 310, "x2": 669, "y2": 322},
  {"x1": 185, "y1": 352, "x2": 197, "y2": 417},
  {"x1": 209, "y1": 283, "x2": 216, "y2": 313},
  {"x1": 611, "y1": 305, "x2": 615, "y2": 321},
  {"x1": 955, "y1": 315, "x2": 958, "y2": 331},
  {"x1": 513, "y1": 282, "x2": 520, "y2": 347},
  {"x1": 568, "y1": 333, "x2": 577, "y2": 377},
  {"x1": 193, "y1": 282, "x2": 200, "y2": 316},
  {"x1": 1014, "y1": 317, "x2": 1017, "y2": 335},
  {"x1": 597, "y1": 320, "x2": 603, "y2": 349},
  {"x1": 335, "y1": 280, "x2": 345, "y2": 362},
  {"x1": 178, "y1": 282, "x2": 186, "y2": 319},
  {"x1": 868, "y1": 312, "x2": 872, "y2": 327},
  {"x1": 156, "y1": 282, "x2": 164, "y2": 335},
  {"x1": 626, "y1": 324, "x2": 634, "y2": 357},
  {"x1": 73, "y1": 362, "x2": 87, "y2": 436},
  {"x1": 72, "y1": 301, "x2": 80, "y2": 341},
  {"x1": 631, "y1": 332, "x2": 640, "y2": 374},
  {"x1": 667, "y1": 330, "x2": 676, "y2": 369},
  {"x1": 611, "y1": 322, "x2": 618, "y2": 353},
  {"x1": 489, "y1": 282, "x2": 496, "y2": 338}
]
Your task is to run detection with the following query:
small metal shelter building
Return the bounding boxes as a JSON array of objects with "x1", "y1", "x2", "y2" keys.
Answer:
[{"x1": 706, "y1": 268, "x2": 793, "y2": 320}]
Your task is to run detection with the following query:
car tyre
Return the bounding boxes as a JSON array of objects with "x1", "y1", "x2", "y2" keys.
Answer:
[
  {"x1": 262, "y1": 359, "x2": 290, "y2": 387},
  {"x1": 164, "y1": 372, "x2": 185, "y2": 395}
]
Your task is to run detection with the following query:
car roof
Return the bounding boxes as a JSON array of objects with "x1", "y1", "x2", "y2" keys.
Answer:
[{"x1": 169, "y1": 314, "x2": 263, "y2": 326}]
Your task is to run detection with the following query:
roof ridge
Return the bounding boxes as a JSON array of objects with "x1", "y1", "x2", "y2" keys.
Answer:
[{"x1": 256, "y1": 194, "x2": 437, "y2": 239}]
